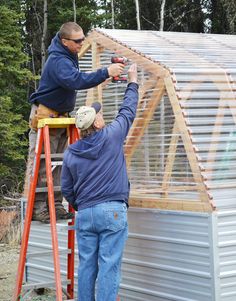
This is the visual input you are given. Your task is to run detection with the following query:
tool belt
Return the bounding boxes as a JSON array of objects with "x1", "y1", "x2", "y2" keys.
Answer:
[{"x1": 30, "y1": 104, "x2": 68, "y2": 131}]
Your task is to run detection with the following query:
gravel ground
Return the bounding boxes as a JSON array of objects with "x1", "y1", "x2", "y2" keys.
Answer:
[
  {"x1": 0, "y1": 244, "x2": 19, "y2": 301},
  {"x1": 0, "y1": 244, "x2": 58, "y2": 301}
]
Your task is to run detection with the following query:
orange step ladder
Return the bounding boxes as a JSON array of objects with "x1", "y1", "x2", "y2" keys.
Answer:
[
  {"x1": 14, "y1": 118, "x2": 78, "y2": 301},
  {"x1": 14, "y1": 117, "x2": 121, "y2": 301}
]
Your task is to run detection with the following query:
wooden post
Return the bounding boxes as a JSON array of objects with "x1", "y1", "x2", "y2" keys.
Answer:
[{"x1": 85, "y1": 42, "x2": 103, "y2": 105}]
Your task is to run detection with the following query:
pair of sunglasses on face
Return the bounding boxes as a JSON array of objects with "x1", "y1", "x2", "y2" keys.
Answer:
[{"x1": 63, "y1": 37, "x2": 85, "y2": 44}]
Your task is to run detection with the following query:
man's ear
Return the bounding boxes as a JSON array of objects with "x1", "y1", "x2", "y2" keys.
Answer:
[
  {"x1": 61, "y1": 39, "x2": 68, "y2": 47},
  {"x1": 93, "y1": 119, "x2": 100, "y2": 129}
]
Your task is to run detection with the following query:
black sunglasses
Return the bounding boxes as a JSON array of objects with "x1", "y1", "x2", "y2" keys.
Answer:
[{"x1": 63, "y1": 37, "x2": 85, "y2": 44}]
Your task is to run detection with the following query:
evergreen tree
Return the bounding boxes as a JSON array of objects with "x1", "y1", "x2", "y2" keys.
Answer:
[{"x1": 0, "y1": 5, "x2": 32, "y2": 193}]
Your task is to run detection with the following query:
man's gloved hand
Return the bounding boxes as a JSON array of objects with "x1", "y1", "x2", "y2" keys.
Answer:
[
  {"x1": 107, "y1": 63, "x2": 124, "y2": 77},
  {"x1": 128, "y1": 63, "x2": 137, "y2": 83}
]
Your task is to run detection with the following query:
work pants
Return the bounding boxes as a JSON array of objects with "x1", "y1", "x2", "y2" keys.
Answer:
[
  {"x1": 75, "y1": 201, "x2": 128, "y2": 301},
  {"x1": 25, "y1": 104, "x2": 68, "y2": 214}
]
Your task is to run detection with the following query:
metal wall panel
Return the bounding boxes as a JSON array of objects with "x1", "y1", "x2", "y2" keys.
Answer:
[
  {"x1": 121, "y1": 209, "x2": 214, "y2": 301},
  {"x1": 217, "y1": 209, "x2": 236, "y2": 301},
  {"x1": 26, "y1": 222, "x2": 74, "y2": 291},
  {"x1": 26, "y1": 208, "x2": 216, "y2": 301}
]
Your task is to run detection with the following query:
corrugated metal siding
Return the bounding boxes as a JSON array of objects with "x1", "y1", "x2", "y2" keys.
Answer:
[
  {"x1": 217, "y1": 209, "x2": 236, "y2": 301},
  {"x1": 26, "y1": 222, "x2": 73, "y2": 290},
  {"x1": 26, "y1": 208, "x2": 215, "y2": 301},
  {"x1": 121, "y1": 209, "x2": 214, "y2": 301}
]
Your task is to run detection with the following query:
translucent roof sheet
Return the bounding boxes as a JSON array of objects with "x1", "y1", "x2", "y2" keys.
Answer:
[{"x1": 77, "y1": 29, "x2": 236, "y2": 211}]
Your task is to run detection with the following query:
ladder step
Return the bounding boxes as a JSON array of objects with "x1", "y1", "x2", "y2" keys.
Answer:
[
  {"x1": 23, "y1": 279, "x2": 70, "y2": 290},
  {"x1": 27, "y1": 249, "x2": 71, "y2": 258},
  {"x1": 41, "y1": 153, "x2": 64, "y2": 159},
  {"x1": 51, "y1": 161, "x2": 62, "y2": 166},
  {"x1": 36, "y1": 186, "x2": 61, "y2": 193}
]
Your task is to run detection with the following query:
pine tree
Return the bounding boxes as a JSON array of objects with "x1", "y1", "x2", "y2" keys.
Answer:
[{"x1": 0, "y1": 5, "x2": 32, "y2": 193}]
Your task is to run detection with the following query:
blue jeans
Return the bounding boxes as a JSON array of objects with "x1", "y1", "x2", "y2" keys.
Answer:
[{"x1": 75, "y1": 201, "x2": 128, "y2": 301}]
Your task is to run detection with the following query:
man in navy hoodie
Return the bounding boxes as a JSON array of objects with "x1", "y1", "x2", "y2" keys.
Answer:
[
  {"x1": 61, "y1": 64, "x2": 138, "y2": 301},
  {"x1": 27, "y1": 22, "x2": 124, "y2": 223}
]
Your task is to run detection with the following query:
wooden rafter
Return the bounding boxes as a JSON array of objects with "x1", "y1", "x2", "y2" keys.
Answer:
[
  {"x1": 206, "y1": 72, "x2": 236, "y2": 181},
  {"x1": 86, "y1": 30, "x2": 169, "y2": 78},
  {"x1": 161, "y1": 121, "x2": 180, "y2": 196},
  {"x1": 78, "y1": 41, "x2": 91, "y2": 59},
  {"x1": 125, "y1": 79, "x2": 166, "y2": 166},
  {"x1": 164, "y1": 76, "x2": 210, "y2": 204}
]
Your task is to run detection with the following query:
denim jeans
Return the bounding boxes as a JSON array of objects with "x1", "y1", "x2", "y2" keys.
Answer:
[{"x1": 75, "y1": 201, "x2": 128, "y2": 301}]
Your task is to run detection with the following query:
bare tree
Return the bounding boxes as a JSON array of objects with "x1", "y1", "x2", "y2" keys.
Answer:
[
  {"x1": 111, "y1": 0, "x2": 115, "y2": 28},
  {"x1": 160, "y1": 0, "x2": 166, "y2": 31},
  {"x1": 30, "y1": 44, "x2": 37, "y2": 91},
  {"x1": 41, "y1": 0, "x2": 48, "y2": 70},
  {"x1": 73, "y1": 0, "x2": 76, "y2": 22},
  {"x1": 134, "y1": 0, "x2": 141, "y2": 30}
]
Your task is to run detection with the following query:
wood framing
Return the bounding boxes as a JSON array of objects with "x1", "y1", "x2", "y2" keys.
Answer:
[
  {"x1": 125, "y1": 78, "x2": 166, "y2": 166},
  {"x1": 164, "y1": 76, "x2": 210, "y2": 204},
  {"x1": 161, "y1": 121, "x2": 180, "y2": 196},
  {"x1": 86, "y1": 30, "x2": 169, "y2": 78},
  {"x1": 74, "y1": 28, "x2": 236, "y2": 212}
]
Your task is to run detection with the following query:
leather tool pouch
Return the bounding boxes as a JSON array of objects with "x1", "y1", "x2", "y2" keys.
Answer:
[{"x1": 29, "y1": 104, "x2": 61, "y2": 131}]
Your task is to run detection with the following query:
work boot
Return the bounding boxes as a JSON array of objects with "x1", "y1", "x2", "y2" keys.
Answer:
[
  {"x1": 56, "y1": 207, "x2": 74, "y2": 220},
  {"x1": 32, "y1": 210, "x2": 50, "y2": 224}
]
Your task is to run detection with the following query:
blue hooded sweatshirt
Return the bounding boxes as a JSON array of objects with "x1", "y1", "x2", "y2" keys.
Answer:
[
  {"x1": 29, "y1": 33, "x2": 109, "y2": 113},
  {"x1": 61, "y1": 82, "x2": 139, "y2": 211}
]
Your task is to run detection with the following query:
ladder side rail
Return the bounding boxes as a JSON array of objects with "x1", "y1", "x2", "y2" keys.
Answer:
[
  {"x1": 14, "y1": 128, "x2": 44, "y2": 301},
  {"x1": 66, "y1": 125, "x2": 79, "y2": 299},
  {"x1": 43, "y1": 125, "x2": 63, "y2": 301},
  {"x1": 67, "y1": 217, "x2": 75, "y2": 298}
]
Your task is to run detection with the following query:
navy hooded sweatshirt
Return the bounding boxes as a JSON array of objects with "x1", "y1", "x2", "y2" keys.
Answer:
[
  {"x1": 29, "y1": 33, "x2": 109, "y2": 113},
  {"x1": 61, "y1": 82, "x2": 139, "y2": 211}
]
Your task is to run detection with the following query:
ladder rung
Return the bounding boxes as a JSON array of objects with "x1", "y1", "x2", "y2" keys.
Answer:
[
  {"x1": 41, "y1": 153, "x2": 64, "y2": 159},
  {"x1": 51, "y1": 162, "x2": 63, "y2": 166},
  {"x1": 23, "y1": 279, "x2": 70, "y2": 290},
  {"x1": 36, "y1": 186, "x2": 61, "y2": 193},
  {"x1": 27, "y1": 249, "x2": 71, "y2": 258}
]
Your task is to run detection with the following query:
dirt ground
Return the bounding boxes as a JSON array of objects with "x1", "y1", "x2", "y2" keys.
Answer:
[
  {"x1": 0, "y1": 244, "x2": 58, "y2": 301},
  {"x1": 0, "y1": 244, "x2": 19, "y2": 301}
]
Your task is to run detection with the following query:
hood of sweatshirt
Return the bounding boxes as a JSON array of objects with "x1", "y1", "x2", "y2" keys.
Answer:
[
  {"x1": 68, "y1": 131, "x2": 106, "y2": 160},
  {"x1": 47, "y1": 32, "x2": 78, "y2": 65}
]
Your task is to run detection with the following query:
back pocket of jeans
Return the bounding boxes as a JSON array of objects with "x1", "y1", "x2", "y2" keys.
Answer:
[{"x1": 104, "y1": 207, "x2": 127, "y2": 232}]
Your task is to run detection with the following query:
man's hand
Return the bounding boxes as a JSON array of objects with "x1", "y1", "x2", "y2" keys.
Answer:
[
  {"x1": 128, "y1": 63, "x2": 137, "y2": 83},
  {"x1": 107, "y1": 63, "x2": 124, "y2": 77}
]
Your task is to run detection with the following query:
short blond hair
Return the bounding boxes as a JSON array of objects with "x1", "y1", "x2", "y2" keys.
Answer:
[{"x1": 59, "y1": 22, "x2": 82, "y2": 38}]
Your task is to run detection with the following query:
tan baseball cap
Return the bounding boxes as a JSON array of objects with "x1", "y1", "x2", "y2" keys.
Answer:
[{"x1": 75, "y1": 102, "x2": 101, "y2": 130}]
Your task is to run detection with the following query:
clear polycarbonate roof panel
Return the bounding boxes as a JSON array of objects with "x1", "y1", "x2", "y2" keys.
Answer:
[{"x1": 77, "y1": 29, "x2": 236, "y2": 208}]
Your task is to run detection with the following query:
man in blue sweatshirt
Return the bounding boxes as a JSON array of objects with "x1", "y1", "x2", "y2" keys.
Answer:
[
  {"x1": 27, "y1": 22, "x2": 124, "y2": 223},
  {"x1": 61, "y1": 64, "x2": 138, "y2": 301}
]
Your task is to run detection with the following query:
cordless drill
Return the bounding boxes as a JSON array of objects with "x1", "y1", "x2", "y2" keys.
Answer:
[{"x1": 111, "y1": 56, "x2": 129, "y2": 83}]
